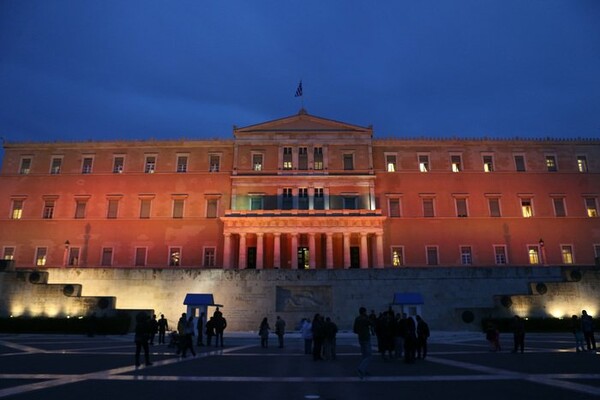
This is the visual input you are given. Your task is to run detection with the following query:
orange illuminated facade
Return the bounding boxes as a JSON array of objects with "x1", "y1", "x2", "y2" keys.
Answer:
[{"x1": 1, "y1": 110, "x2": 599, "y2": 269}]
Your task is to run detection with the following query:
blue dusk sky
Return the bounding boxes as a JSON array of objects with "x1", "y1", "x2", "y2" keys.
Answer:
[{"x1": 1, "y1": 0, "x2": 600, "y2": 149}]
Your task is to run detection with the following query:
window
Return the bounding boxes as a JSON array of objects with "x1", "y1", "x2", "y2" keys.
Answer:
[
  {"x1": 298, "y1": 147, "x2": 308, "y2": 170},
  {"x1": 422, "y1": 198, "x2": 435, "y2": 217},
  {"x1": 553, "y1": 197, "x2": 566, "y2": 217},
  {"x1": 283, "y1": 147, "x2": 293, "y2": 170},
  {"x1": 426, "y1": 246, "x2": 438, "y2": 266},
  {"x1": 135, "y1": 247, "x2": 147, "y2": 267},
  {"x1": 11, "y1": 199, "x2": 24, "y2": 220},
  {"x1": 514, "y1": 155, "x2": 526, "y2": 172},
  {"x1": 314, "y1": 147, "x2": 323, "y2": 170},
  {"x1": 528, "y1": 246, "x2": 540, "y2": 265},
  {"x1": 203, "y1": 247, "x2": 216, "y2": 267},
  {"x1": 68, "y1": 248, "x2": 80, "y2": 266},
  {"x1": 577, "y1": 156, "x2": 588, "y2": 173},
  {"x1": 460, "y1": 246, "x2": 472, "y2": 265},
  {"x1": 107, "y1": 199, "x2": 119, "y2": 219},
  {"x1": 585, "y1": 198, "x2": 598, "y2": 217},
  {"x1": 388, "y1": 198, "x2": 401, "y2": 217},
  {"x1": 20, "y1": 157, "x2": 32, "y2": 175},
  {"x1": 209, "y1": 154, "x2": 220, "y2": 172},
  {"x1": 488, "y1": 198, "x2": 501, "y2": 217},
  {"x1": 206, "y1": 199, "x2": 218, "y2": 218},
  {"x1": 252, "y1": 153, "x2": 263, "y2": 171},
  {"x1": 561, "y1": 245, "x2": 574, "y2": 264},
  {"x1": 343, "y1": 154, "x2": 354, "y2": 170},
  {"x1": 595, "y1": 245, "x2": 600, "y2": 264},
  {"x1": 74, "y1": 200, "x2": 87, "y2": 219},
  {"x1": 521, "y1": 198, "x2": 533, "y2": 218},
  {"x1": 113, "y1": 156, "x2": 125, "y2": 173},
  {"x1": 314, "y1": 188, "x2": 324, "y2": 210},
  {"x1": 545, "y1": 155, "x2": 557, "y2": 172},
  {"x1": 451, "y1": 155, "x2": 462, "y2": 172},
  {"x1": 250, "y1": 195, "x2": 263, "y2": 211},
  {"x1": 172, "y1": 199, "x2": 184, "y2": 219},
  {"x1": 43, "y1": 200, "x2": 55, "y2": 219},
  {"x1": 391, "y1": 247, "x2": 404, "y2": 267},
  {"x1": 3, "y1": 247, "x2": 15, "y2": 260},
  {"x1": 386, "y1": 154, "x2": 397, "y2": 172},
  {"x1": 101, "y1": 248, "x2": 113, "y2": 266},
  {"x1": 298, "y1": 188, "x2": 309, "y2": 210},
  {"x1": 282, "y1": 188, "x2": 293, "y2": 209},
  {"x1": 81, "y1": 157, "x2": 93, "y2": 174},
  {"x1": 418, "y1": 154, "x2": 429, "y2": 172},
  {"x1": 145, "y1": 156, "x2": 156, "y2": 173},
  {"x1": 494, "y1": 245, "x2": 508, "y2": 265},
  {"x1": 483, "y1": 155, "x2": 494, "y2": 172},
  {"x1": 177, "y1": 156, "x2": 188, "y2": 173},
  {"x1": 35, "y1": 247, "x2": 47, "y2": 266},
  {"x1": 169, "y1": 247, "x2": 181, "y2": 266},
  {"x1": 343, "y1": 196, "x2": 357, "y2": 209},
  {"x1": 50, "y1": 157, "x2": 62, "y2": 174},
  {"x1": 140, "y1": 199, "x2": 152, "y2": 219},
  {"x1": 455, "y1": 198, "x2": 468, "y2": 217}
]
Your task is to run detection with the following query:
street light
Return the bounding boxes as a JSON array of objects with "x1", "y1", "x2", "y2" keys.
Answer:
[{"x1": 539, "y1": 238, "x2": 545, "y2": 265}]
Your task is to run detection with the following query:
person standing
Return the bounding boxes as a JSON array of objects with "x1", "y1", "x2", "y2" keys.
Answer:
[
  {"x1": 511, "y1": 315, "x2": 525, "y2": 354},
  {"x1": 214, "y1": 312, "x2": 227, "y2": 347},
  {"x1": 275, "y1": 316, "x2": 286, "y2": 348},
  {"x1": 259, "y1": 317, "x2": 271, "y2": 348},
  {"x1": 572, "y1": 315, "x2": 586, "y2": 352},
  {"x1": 205, "y1": 316, "x2": 215, "y2": 346},
  {"x1": 180, "y1": 315, "x2": 196, "y2": 357},
  {"x1": 300, "y1": 318, "x2": 313, "y2": 355},
  {"x1": 157, "y1": 314, "x2": 169, "y2": 345},
  {"x1": 581, "y1": 310, "x2": 597, "y2": 351},
  {"x1": 149, "y1": 314, "x2": 158, "y2": 345},
  {"x1": 323, "y1": 316, "x2": 338, "y2": 360},
  {"x1": 353, "y1": 307, "x2": 373, "y2": 378},
  {"x1": 416, "y1": 315, "x2": 430, "y2": 359},
  {"x1": 134, "y1": 312, "x2": 152, "y2": 367},
  {"x1": 196, "y1": 312, "x2": 205, "y2": 346},
  {"x1": 176, "y1": 313, "x2": 187, "y2": 355},
  {"x1": 311, "y1": 314, "x2": 325, "y2": 361}
]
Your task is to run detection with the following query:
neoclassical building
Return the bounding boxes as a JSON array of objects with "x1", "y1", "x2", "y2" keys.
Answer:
[{"x1": 1, "y1": 110, "x2": 599, "y2": 270}]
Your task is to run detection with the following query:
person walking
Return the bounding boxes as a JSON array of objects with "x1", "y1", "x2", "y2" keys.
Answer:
[
  {"x1": 353, "y1": 306, "x2": 373, "y2": 378},
  {"x1": 180, "y1": 315, "x2": 196, "y2": 357},
  {"x1": 581, "y1": 310, "x2": 597, "y2": 351},
  {"x1": 259, "y1": 317, "x2": 271, "y2": 348},
  {"x1": 511, "y1": 315, "x2": 525, "y2": 354},
  {"x1": 134, "y1": 312, "x2": 152, "y2": 367},
  {"x1": 157, "y1": 314, "x2": 169, "y2": 345},
  {"x1": 275, "y1": 316, "x2": 286, "y2": 348}
]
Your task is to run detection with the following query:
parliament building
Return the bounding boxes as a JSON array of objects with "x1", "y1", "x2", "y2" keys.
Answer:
[{"x1": 2, "y1": 110, "x2": 600, "y2": 271}]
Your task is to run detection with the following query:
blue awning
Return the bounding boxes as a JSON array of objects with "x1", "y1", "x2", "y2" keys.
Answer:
[
  {"x1": 392, "y1": 292, "x2": 424, "y2": 305},
  {"x1": 183, "y1": 293, "x2": 222, "y2": 307}
]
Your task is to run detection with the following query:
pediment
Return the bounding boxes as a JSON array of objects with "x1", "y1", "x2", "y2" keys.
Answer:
[{"x1": 234, "y1": 109, "x2": 371, "y2": 137}]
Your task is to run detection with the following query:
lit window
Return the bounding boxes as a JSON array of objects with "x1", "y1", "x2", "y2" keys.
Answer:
[
  {"x1": 113, "y1": 156, "x2": 125, "y2": 173},
  {"x1": 343, "y1": 154, "x2": 354, "y2": 170},
  {"x1": 172, "y1": 199, "x2": 184, "y2": 219},
  {"x1": 577, "y1": 156, "x2": 588, "y2": 173},
  {"x1": 252, "y1": 154, "x2": 263, "y2": 171},
  {"x1": 426, "y1": 246, "x2": 438, "y2": 266},
  {"x1": 423, "y1": 198, "x2": 435, "y2": 217},
  {"x1": 35, "y1": 247, "x2": 47, "y2": 266},
  {"x1": 391, "y1": 247, "x2": 404, "y2": 267},
  {"x1": 585, "y1": 198, "x2": 598, "y2": 217},
  {"x1": 561, "y1": 245, "x2": 574, "y2": 264},
  {"x1": 68, "y1": 248, "x2": 80, "y2": 266},
  {"x1": 209, "y1": 154, "x2": 220, "y2": 172},
  {"x1": 74, "y1": 200, "x2": 87, "y2": 219},
  {"x1": 206, "y1": 199, "x2": 218, "y2": 218},
  {"x1": 494, "y1": 246, "x2": 507, "y2": 265},
  {"x1": 419, "y1": 155, "x2": 429, "y2": 172},
  {"x1": 386, "y1": 154, "x2": 397, "y2": 172},
  {"x1": 283, "y1": 147, "x2": 293, "y2": 170},
  {"x1": 451, "y1": 155, "x2": 462, "y2": 172},
  {"x1": 546, "y1": 155, "x2": 557, "y2": 172},
  {"x1": 460, "y1": 246, "x2": 472, "y2": 265},
  {"x1": 389, "y1": 198, "x2": 401, "y2": 217},
  {"x1": 11, "y1": 199, "x2": 24, "y2": 220},
  {"x1": 521, "y1": 198, "x2": 533, "y2": 218},
  {"x1": 145, "y1": 156, "x2": 156, "y2": 173},
  {"x1": 314, "y1": 147, "x2": 323, "y2": 170},
  {"x1": 101, "y1": 248, "x2": 113, "y2": 266},
  {"x1": 528, "y1": 246, "x2": 540, "y2": 265},
  {"x1": 483, "y1": 155, "x2": 494, "y2": 172},
  {"x1": 43, "y1": 200, "x2": 55, "y2": 219},
  {"x1": 514, "y1": 155, "x2": 526, "y2": 172},
  {"x1": 135, "y1": 248, "x2": 147, "y2": 266},
  {"x1": 553, "y1": 198, "x2": 566, "y2": 217},
  {"x1": 203, "y1": 247, "x2": 216, "y2": 267},
  {"x1": 3, "y1": 247, "x2": 15, "y2": 260},
  {"x1": 177, "y1": 156, "x2": 188, "y2": 173},
  {"x1": 488, "y1": 198, "x2": 501, "y2": 217},
  {"x1": 50, "y1": 157, "x2": 62, "y2": 174},
  {"x1": 81, "y1": 157, "x2": 93, "y2": 174},
  {"x1": 20, "y1": 158, "x2": 32, "y2": 175},
  {"x1": 456, "y1": 198, "x2": 468, "y2": 217},
  {"x1": 169, "y1": 248, "x2": 181, "y2": 266}
]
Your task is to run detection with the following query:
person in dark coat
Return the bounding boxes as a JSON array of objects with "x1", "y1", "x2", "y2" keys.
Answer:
[
  {"x1": 511, "y1": 315, "x2": 525, "y2": 354},
  {"x1": 157, "y1": 314, "x2": 169, "y2": 345},
  {"x1": 134, "y1": 312, "x2": 153, "y2": 367},
  {"x1": 205, "y1": 316, "x2": 215, "y2": 346},
  {"x1": 311, "y1": 314, "x2": 325, "y2": 361},
  {"x1": 416, "y1": 315, "x2": 430, "y2": 359},
  {"x1": 196, "y1": 312, "x2": 205, "y2": 346},
  {"x1": 404, "y1": 316, "x2": 417, "y2": 363}
]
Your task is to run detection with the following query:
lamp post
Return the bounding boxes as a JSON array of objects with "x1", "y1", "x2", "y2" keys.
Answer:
[
  {"x1": 538, "y1": 238, "x2": 545, "y2": 265},
  {"x1": 63, "y1": 240, "x2": 70, "y2": 267}
]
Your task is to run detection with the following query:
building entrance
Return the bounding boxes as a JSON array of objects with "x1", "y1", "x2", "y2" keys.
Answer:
[
  {"x1": 298, "y1": 247, "x2": 309, "y2": 269},
  {"x1": 350, "y1": 247, "x2": 360, "y2": 268},
  {"x1": 247, "y1": 247, "x2": 256, "y2": 269}
]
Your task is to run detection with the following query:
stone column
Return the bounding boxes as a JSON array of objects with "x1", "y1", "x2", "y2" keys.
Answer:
[
  {"x1": 308, "y1": 233, "x2": 316, "y2": 269},
  {"x1": 238, "y1": 233, "x2": 247, "y2": 269},
  {"x1": 343, "y1": 232, "x2": 351, "y2": 269},
  {"x1": 360, "y1": 233, "x2": 369, "y2": 269},
  {"x1": 273, "y1": 233, "x2": 281, "y2": 269},
  {"x1": 256, "y1": 233, "x2": 264, "y2": 269},
  {"x1": 291, "y1": 233, "x2": 298, "y2": 269},
  {"x1": 223, "y1": 233, "x2": 232, "y2": 269},
  {"x1": 375, "y1": 232, "x2": 384, "y2": 268},
  {"x1": 326, "y1": 232, "x2": 334, "y2": 269}
]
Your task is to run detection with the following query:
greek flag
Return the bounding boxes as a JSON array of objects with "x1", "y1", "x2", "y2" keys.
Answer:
[{"x1": 295, "y1": 81, "x2": 303, "y2": 97}]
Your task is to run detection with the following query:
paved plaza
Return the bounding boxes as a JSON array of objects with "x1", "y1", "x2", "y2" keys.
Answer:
[{"x1": 0, "y1": 331, "x2": 599, "y2": 399}]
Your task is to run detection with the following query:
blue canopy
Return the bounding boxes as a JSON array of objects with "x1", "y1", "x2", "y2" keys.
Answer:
[
  {"x1": 392, "y1": 292, "x2": 424, "y2": 305},
  {"x1": 183, "y1": 293, "x2": 222, "y2": 307}
]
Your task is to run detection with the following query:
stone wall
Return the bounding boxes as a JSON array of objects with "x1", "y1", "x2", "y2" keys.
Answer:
[{"x1": 2, "y1": 266, "x2": 598, "y2": 332}]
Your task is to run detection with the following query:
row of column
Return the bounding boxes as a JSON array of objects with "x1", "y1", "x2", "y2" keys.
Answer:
[{"x1": 222, "y1": 231, "x2": 384, "y2": 269}]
